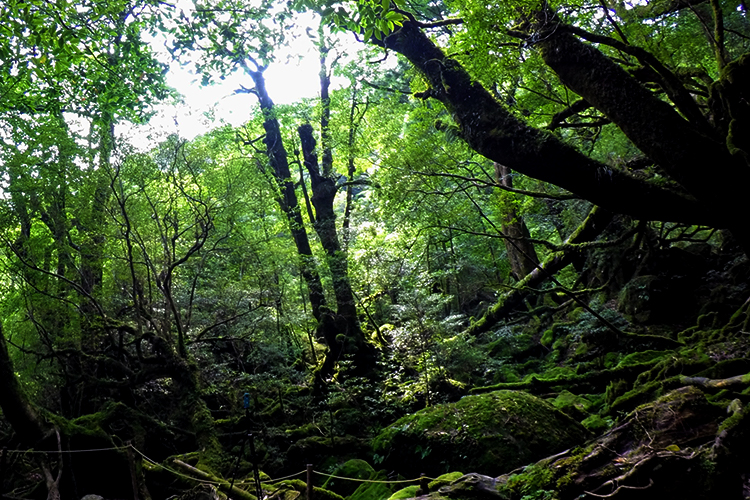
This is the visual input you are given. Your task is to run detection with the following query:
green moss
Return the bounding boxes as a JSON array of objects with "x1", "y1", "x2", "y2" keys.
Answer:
[
  {"x1": 349, "y1": 471, "x2": 394, "y2": 500},
  {"x1": 552, "y1": 444, "x2": 596, "y2": 491},
  {"x1": 615, "y1": 350, "x2": 669, "y2": 368},
  {"x1": 495, "y1": 365, "x2": 520, "y2": 383},
  {"x1": 502, "y1": 464, "x2": 556, "y2": 500},
  {"x1": 603, "y1": 351, "x2": 621, "y2": 369},
  {"x1": 286, "y1": 423, "x2": 321, "y2": 440},
  {"x1": 533, "y1": 365, "x2": 576, "y2": 382},
  {"x1": 428, "y1": 472, "x2": 463, "y2": 490},
  {"x1": 387, "y1": 485, "x2": 419, "y2": 500},
  {"x1": 313, "y1": 486, "x2": 346, "y2": 500},
  {"x1": 270, "y1": 479, "x2": 344, "y2": 500},
  {"x1": 323, "y1": 459, "x2": 376, "y2": 497},
  {"x1": 604, "y1": 379, "x2": 628, "y2": 408},
  {"x1": 567, "y1": 307, "x2": 586, "y2": 322},
  {"x1": 540, "y1": 329, "x2": 554, "y2": 347},
  {"x1": 372, "y1": 391, "x2": 588, "y2": 477},
  {"x1": 580, "y1": 414, "x2": 611, "y2": 433},
  {"x1": 609, "y1": 377, "x2": 679, "y2": 413},
  {"x1": 551, "y1": 337, "x2": 567, "y2": 351},
  {"x1": 719, "y1": 404, "x2": 749, "y2": 432},
  {"x1": 693, "y1": 358, "x2": 750, "y2": 380},
  {"x1": 573, "y1": 342, "x2": 589, "y2": 358},
  {"x1": 550, "y1": 391, "x2": 592, "y2": 421}
]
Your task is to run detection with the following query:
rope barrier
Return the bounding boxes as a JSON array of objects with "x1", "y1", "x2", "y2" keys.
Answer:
[
  {"x1": 129, "y1": 446, "x2": 221, "y2": 486},
  {"x1": 312, "y1": 471, "x2": 436, "y2": 484},
  {"x1": 259, "y1": 470, "x2": 308, "y2": 483},
  {"x1": 3, "y1": 443, "x2": 434, "y2": 487},
  {"x1": 2, "y1": 445, "x2": 129, "y2": 455}
]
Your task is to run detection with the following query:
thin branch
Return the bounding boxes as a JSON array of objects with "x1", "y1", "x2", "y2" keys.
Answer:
[
  {"x1": 549, "y1": 118, "x2": 611, "y2": 129},
  {"x1": 709, "y1": 0, "x2": 727, "y2": 68},
  {"x1": 392, "y1": 8, "x2": 463, "y2": 28},
  {"x1": 407, "y1": 167, "x2": 579, "y2": 200},
  {"x1": 362, "y1": 79, "x2": 412, "y2": 95},
  {"x1": 598, "y1": 0, "x2": 629, "y2": 43},
  {"x1": 584, "y1": 478, "x2": 654, "y2": 498},
  {"x1": 190, "y1": 304, "x2": 268, "y2": 343}
]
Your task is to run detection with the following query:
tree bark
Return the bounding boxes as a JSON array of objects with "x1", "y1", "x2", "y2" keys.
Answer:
[
  {"x1": 495, "y1": 163, "x2": 540, "y2": 280},
  {"x1": 0, "y1": 324, "x2": 50, "y2": 445},
  {"x1": 533, "y1": 19, "x2": 750, "y2": 251}
]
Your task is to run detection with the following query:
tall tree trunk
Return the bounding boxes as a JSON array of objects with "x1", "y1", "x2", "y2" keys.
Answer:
[
  {"x1": 247, "y1": 69, "x2": 328, "y2": 325},
  {"x1": 0, "y1": 325, "x2": 64, "y2": 500},
  {"x1": 495, "y1": 163, "x2": 540, "y2": 280},
  {"x1": 0, "y1": 325, "x2": 50, "y2": 445},
  {"x1": 342, "y1": 83, "x2": 368, "y2": 251},
  {"x1": 298, "y1": 124, "x2": 376, "y2": 376}
]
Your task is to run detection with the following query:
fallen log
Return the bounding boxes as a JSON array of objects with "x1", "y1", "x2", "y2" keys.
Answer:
[
  {"x1": 172, "y1": 459, "x2": 257, "y2": 500},
  {"x1": 680, "y1": 373, "x2": 750, "y2": 390},
  {"x1": 466, "y1": 206, "x2": 613, "y2": 336}
]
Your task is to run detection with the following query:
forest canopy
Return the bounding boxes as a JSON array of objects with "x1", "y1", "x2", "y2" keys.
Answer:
[{"x1": 1, "y1": 0, "x2": 750, "y2": 498}]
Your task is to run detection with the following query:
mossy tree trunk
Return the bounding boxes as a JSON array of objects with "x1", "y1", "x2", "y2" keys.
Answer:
[
  {"x1": 0, "y1": 324, "x2": 50, "y2": 445},
  {"x1": 495, "y1": 163, "x2": 540, "y2": 280},
  {"x1": 467, "y1": 206, "x2": 613, "y2": 335},
  {"x1": 0, "y1": 324, "x2": 65, "y2": 500}
]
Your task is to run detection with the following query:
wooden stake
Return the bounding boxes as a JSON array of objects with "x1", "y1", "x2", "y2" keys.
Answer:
[{"x1": 307, "y1": 464, "x2": 313, "y2": 500}]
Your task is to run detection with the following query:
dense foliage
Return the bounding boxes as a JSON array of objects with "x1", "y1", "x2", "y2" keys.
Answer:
[{"x1": 1, "y1": 0, "x2": 749, "y2": 498}]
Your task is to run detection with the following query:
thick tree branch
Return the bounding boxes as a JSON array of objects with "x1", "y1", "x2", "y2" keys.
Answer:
[
  {"x1": 534, "y1": 18, "x2": 750, "y2": 249},
  {"x1": 392, "y1": 8, "x2": 463, "y2": 28},
  {"x1": 560, "y1": 23, "x2": 710, "y2": 131},
  {"x1": 378, "y1": 22, "x2": 712, "y2": 224}
]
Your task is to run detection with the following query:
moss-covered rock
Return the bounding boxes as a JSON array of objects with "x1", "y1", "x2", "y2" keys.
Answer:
[
  {"x1": 428, "y1": 472, "x2": 463, "y2": 491},
  {"x1": 372, "y1": 390, "x2": 589, "y2": 477},
  {"x1": 322, "y1": 459, "x2": 376, "y2": 497},
  {"x1": 267, "y1": 479, "x2": 344, "y2": 500},
  {"x1": 436, "y1": 473, "x2": 510, "y2": 499},
  {"x1": 580, "y1": 414, "x2": 611, "y2": 434},
  {"x1": 550, "y1": 390, "x2": 593, "y2": 422},
  {"x1": 348, "y1": 470, "x2": 397, "y2": 500},
  {"x1": 386, "y1": 485, "x2": 420, "y2": 500},
  {"x1": 482, "y1": 386, "x2": 732, "y2": 500}
]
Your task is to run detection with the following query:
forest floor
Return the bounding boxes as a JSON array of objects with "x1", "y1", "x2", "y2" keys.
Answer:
[{"x1": 2, "y1": 233, "x2": 750, "y2": 500}]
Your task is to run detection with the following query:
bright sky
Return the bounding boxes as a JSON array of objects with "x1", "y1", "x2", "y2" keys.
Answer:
[
  {"x1": 123, "y1": 10, "x2": 356, "y2": 148},
  {"x1": 126, "y1": 58, "x2": 318, "y2": 146}
]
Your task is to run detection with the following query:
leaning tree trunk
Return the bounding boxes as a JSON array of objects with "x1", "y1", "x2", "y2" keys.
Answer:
[
  {"x1": 378, "y1": 19, "x2": 750, "y2": 256},
  {"x1": 0, "y1": 325, "x2": 65, "y2": 500},
  {"x1": 467, "y1": 206, "x2": 613, "y2": 335},
  {"x1": 377, "y1": 22, "x2": 715, "y2": 225},
  {"x1": 0, "y1": 324, "x2": 50, "y2": 445}
]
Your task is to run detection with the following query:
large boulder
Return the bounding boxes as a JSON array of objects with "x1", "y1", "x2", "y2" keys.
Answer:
[{"x1": 372, "y1": 390, "x2": 589, "y2": 477}]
